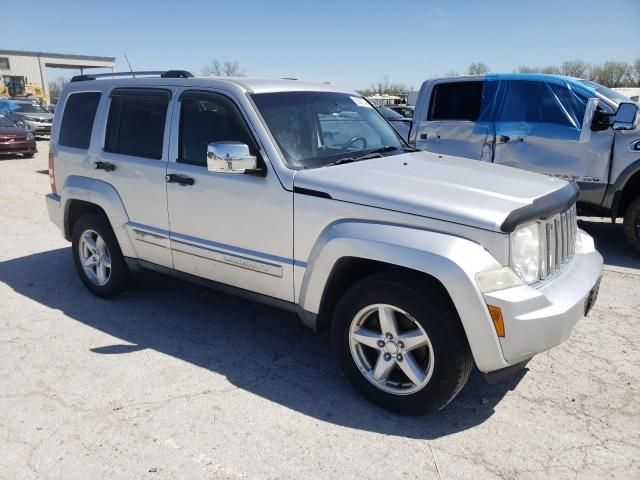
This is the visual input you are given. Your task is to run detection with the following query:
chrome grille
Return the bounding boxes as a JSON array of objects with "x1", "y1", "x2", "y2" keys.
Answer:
[{"x1": 540, "y1": 204, "x2": 577, "y2": 280}]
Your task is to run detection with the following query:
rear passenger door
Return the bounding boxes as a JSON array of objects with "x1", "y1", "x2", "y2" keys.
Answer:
[
  {"x1": 414, "y1": 80, "x2": 494, "y2": 161},
  {"x1": 92, "y1": 88, "x2": 174, "y2": 268}
]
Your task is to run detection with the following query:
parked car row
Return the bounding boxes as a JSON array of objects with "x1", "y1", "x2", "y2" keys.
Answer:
[
  {"x1": 45, "y1": 70, "x2": 603, "y2": 415},
  {"x1": 0, "y1": 98, "x2": 53, "y2": 136}
]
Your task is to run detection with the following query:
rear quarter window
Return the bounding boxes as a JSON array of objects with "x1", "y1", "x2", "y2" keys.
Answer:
[
  {"x1": 59, "y1": 92, "x2": 102, "y2": 149},
  {"x1": 428, "y1": 81, "x2": 484, "y2": 121}
]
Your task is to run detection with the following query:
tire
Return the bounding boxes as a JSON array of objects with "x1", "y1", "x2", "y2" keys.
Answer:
[
  {"x1": 623, "y1": 195, "x2": 640, "y2": 254},
  {"x1": 23, "y1": 153, "x2": 35, "y2": 158},
  {"x1": 71, "y1": 213, "x2": 131, "y2": 298},
  {"x1": 331, "y1": 273, "x2": 473, "y2": 416}
]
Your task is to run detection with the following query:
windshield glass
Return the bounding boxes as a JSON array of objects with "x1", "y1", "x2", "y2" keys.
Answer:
[
  {"x1": 378, "y1": 106, "x2": 405, "y2": 119},
  {"x1": 251, "y1": 92, "x2": 405, "y2": 169},
  {"x1": 0, "y1": 116, "x2": 16, "y2": 127},
  {"x1": 576, "y1": 80, "x2": 632, "y2": 105},
  {"x1": 14, "y1": 102, "x2": 48, "y2": 113}
]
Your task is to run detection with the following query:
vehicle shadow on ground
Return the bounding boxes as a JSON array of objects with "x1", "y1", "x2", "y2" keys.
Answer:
[
  {"x1": 0, "y1": 247, "x2": 526, "y2": 439},
  {"x1": 578, "y1": 219, "x2": 640, "y2": 270}
]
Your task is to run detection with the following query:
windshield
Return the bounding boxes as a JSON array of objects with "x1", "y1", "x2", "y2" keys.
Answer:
[
  {"x1": 251, "y1": 91, "x2": 405, "y2": 169},
  {"x1": 576, "y1": 80, "x2": 632, "y2": 105},
  {"x1": 0, "y1": 116, "x2": 16, "y2": 127},
  {"x1": 14, "y1": 102, "x2": 48, "y2": 114},
  {"x1": 378, "y1": 106, "x2": 405, "y2": 119}
]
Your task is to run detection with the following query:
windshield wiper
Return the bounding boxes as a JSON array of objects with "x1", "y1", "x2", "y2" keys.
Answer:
[{"x1": 323, "y1": 145, "x2": 414, "y2": 168}]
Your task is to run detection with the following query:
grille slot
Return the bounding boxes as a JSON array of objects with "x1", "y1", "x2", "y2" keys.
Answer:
[{"x1": 540, "y1": 204, "x2": 577, "y2": 281}]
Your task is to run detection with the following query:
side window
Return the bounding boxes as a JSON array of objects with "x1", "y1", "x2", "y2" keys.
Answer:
[
  {"x1": 178, "y1": 92, "x2": 258, "y2": 166},
  {"x1": 59, "y1": 92, "x2": 101, "y2": 149},
  {"x1": 105, "y1": 89, "x2": 170, "y2": 159},
  {"x1": 496, "y1": 80, "x2": 576, "y2": 127},
  {"x1": 429, "y1": 81, "x2": 484, "y2": 121}
]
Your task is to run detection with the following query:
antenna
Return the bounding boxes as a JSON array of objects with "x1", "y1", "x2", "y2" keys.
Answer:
[{"x1": 124, "y1": 54, "x2": 134, "y2": 77}]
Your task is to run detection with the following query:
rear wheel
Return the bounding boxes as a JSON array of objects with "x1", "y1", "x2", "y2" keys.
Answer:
[
  {"x1": 71, "y1": 213, "x2": 131, "y2": 298},
  {"x1": 331, "y1": 273, "x2": 473, "y2": 415},
  {"x1": 23, "y1": 153, "x2": 35, "y2": 158},
  {"x1": 623, "y1": 196, "x2": 640, "y2": 254}
]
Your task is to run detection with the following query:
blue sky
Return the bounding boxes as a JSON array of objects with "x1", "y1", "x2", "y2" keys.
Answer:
[{"x1": 2, "y1": 0, "x2": 639, "y2": 90}]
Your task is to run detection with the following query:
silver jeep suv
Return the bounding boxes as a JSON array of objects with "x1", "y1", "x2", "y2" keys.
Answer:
[{"x1": 46, "y1": 70, "x2": 603, "y2": 415}]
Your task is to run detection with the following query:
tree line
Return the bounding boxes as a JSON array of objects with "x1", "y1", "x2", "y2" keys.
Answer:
[{"x1": 463, "y1": 59, "x2": 640, "y2": 88}]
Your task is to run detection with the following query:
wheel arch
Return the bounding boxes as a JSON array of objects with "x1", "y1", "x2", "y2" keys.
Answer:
[
  {"x1": 297, "y1": 221, "x2": 509, "y2": 372},
  {"x1": 61, "y1": 176, "x2": 136, "y2": 258}
]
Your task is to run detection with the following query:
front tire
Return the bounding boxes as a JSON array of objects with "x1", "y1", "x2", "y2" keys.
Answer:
[
  {"x1": 331, "y1": 273, "x2": 473, "y2": 416},
  {"x1": 623, "y1": 196, "x2": 640, "y2": 254},
  {"x1": 71, "y1": 213, "x2": 131, "y2": 298}
]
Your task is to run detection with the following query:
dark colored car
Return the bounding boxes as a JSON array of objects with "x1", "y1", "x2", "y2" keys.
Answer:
[
  {"x1": 0, "y1": 115, "x2": 37, "y2": 157},
  {"x1": 387, "y1": 105, "x2": 414, "y2": 118},
  {"x1": 376, "y1": 106, "x2": 412, "y2": 139}
]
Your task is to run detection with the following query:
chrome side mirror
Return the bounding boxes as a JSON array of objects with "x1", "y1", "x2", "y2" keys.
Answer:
[
  {"x1": 207, "y1": 142, "x2": 260, "y2": 175},
  {"x1": 613, "y1": 102, "x2": 639, "y2": 131}
]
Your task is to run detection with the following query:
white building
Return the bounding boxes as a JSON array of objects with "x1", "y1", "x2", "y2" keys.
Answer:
[{"x1": 0, "y1": 49, "x2": 115, "y2": 103}]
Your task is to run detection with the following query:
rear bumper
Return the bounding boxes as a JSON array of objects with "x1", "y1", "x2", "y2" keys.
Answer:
[
  {"x1": 482, "y1": 230, "x2": 603, "y2": 367},
  {"x1": 46, "y1": 193, "x2": 63, "y2": 234}
]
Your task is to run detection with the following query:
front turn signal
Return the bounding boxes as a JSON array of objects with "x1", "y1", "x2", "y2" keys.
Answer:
[{"x1": 487, "y1": 305, "x2": 505, "y2": 337}]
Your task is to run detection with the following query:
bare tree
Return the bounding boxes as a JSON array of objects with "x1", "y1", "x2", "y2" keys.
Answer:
[
  {"x1": 541, "y1": 65, "x2": 561, "y2": 75},
  {"x1": 634, "y1": 58, "x2": 640, "y2": 86},
  {"x1": 561, "y1": 60, "x2": 590, "y2": 78},
  {"x1": 444, "y1": 70, "x2": 460, "y2": 77},
  {"x1": 360, "y1": 74, "x2": 407, "y2": 96},
  {"x1": 467, "y1": 62, "x2": 489, "y2": 75},
  {"x1": 590, "y1": 61, "x2": 632, "y2": 87},
  {"x1": 48, "y1": 76, "x2": 69, "y2": 99},
  {"x1": 201, "y1": 59, "x2": 245, "y2": 77}
]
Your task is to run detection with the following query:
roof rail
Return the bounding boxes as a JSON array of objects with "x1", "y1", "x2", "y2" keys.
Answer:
[{"x1": 70, "y1": 70, "x2": 194, "y2": 82}]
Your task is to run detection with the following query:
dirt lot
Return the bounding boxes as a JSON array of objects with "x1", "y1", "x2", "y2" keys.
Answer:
[{"x1": 1, "y1": 142, "x2": 639, "y2": 479}]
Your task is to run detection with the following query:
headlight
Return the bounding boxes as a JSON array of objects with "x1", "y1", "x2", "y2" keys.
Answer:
[
  {"x1": 26, "y1": 132, "x2": 34, "y2": 140},
  {"x1": 510, "y1": 221, "x2": 541, "y2": 284}
]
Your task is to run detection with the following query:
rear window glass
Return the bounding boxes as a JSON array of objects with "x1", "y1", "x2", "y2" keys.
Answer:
[
  {"x1": 105, "y1": 91, "x2": 169, "y2": 159},
  {"x1": 59, "y1": 92, "x2": 101, "y2": 149},
  {"x1": 429, "y1": 81, "x2": 484, "y2": 121}
]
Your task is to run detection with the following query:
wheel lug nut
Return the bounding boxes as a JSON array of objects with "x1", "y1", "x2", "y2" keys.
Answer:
[
  {"x1": 397, "y1": 353, "x2": 403, "y2": 362},
  {"x1": 385, "y1": 333, "x2": 393, "y2": 339},
  {"x1": 377, "y1": 340, "x2": 385, "y2": 348},
  {"x1": 398, "y1": 341, "x2": 404, "y2": 349},
  {"x1": 383, "y1": 353, "x2": 391, "y2": 361}
]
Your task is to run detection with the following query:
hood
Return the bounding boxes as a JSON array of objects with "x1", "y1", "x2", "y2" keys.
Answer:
[
  {"x1": 0, "y1": 126, "x2": 28, "y2": 137},
  {"x1": 13, "y1": 111, "x2": 53, "y2": 121},
  {"x1": 293, "y1": 151, "x2": 576, "y2": 232}
]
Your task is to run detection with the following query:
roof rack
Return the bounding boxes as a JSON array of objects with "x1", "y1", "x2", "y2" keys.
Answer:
[{"x1": 70, "y1": 70, "x2": 194, "y2": 82}]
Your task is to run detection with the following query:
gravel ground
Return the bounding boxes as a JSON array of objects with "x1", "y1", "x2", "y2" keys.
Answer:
[{"x1": 1, "y1": 142, "x2": 639, "y2": 479}]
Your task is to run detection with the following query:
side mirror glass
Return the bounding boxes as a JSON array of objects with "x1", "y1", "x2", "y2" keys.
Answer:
[
  {"x1": 207, "y1": 141, "x2": 260, "y2": 175},
  {"x1": 613, "y1": 102, "x2": 639, "y2": 131},
  {"x1": 15, "y1": 120, "x2": 25, "y2": 128}
]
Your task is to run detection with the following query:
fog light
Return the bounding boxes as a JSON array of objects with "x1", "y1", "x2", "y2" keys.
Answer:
[{"x1": 487, "y1": 305, "x2": 505, "y2": 337}]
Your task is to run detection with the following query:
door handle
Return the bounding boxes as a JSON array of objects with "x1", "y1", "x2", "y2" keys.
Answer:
[
  {"x1": 166, "y1": 173, "x2": 195, "y2": 186},
  {"x1": 498, "y1": 135, "x2": 510, "y2": 144},
  {"x1": 94, "y1": 161, "x2": 116, "y2": 172}
]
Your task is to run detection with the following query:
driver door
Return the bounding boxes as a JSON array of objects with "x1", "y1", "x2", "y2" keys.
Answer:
[
  {"x1": 165, "y1": 89, "x2": 294, "y2": 301},
  {"x1": 491, "y1": 78, "x2": 614, "y2": 206}
]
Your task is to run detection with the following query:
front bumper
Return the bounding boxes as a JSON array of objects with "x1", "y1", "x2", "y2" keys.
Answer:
[
  {"x1": 23, "y1": 120, "x2": 51, "y2": 134},
  {"x1": 0, "y1": 139, "x2": 37, "y2": 155},
  {"x1": 482, "y1": 230, "x2": 603, "y2": 367}
]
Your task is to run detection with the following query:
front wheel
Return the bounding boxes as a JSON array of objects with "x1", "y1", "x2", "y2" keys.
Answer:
[
  {"x1": 71, "y1": 213, "x2": 131, "y2": 298},
  {"x1": 331, "y1": 273, "x2": 473, "y2": 415},
  {"x1": 623, "y1": 196, "x2": 640, "y2": 254}
]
